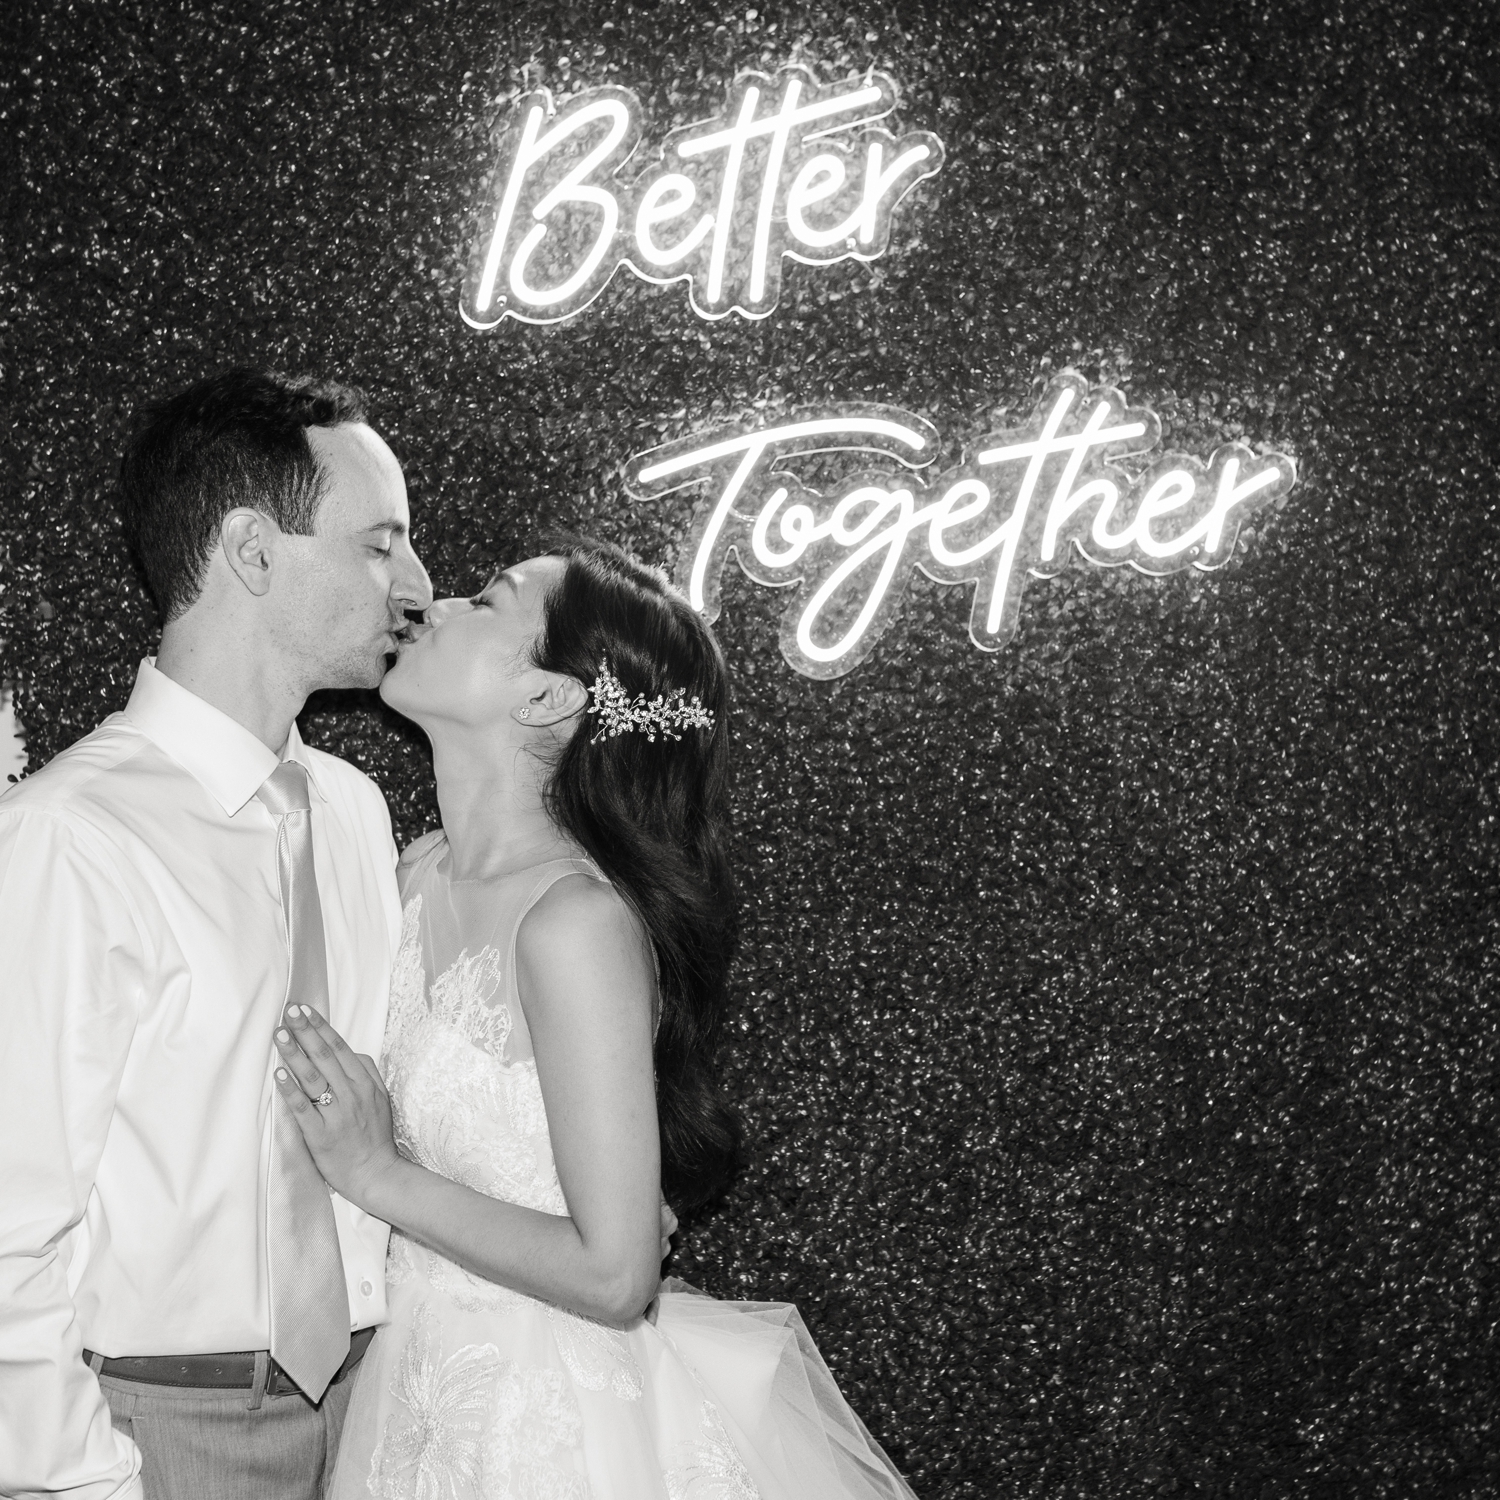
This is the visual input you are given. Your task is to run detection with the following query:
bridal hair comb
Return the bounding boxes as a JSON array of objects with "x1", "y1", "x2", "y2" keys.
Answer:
[{"x1": 587, "y1": 658, "x2": 715, "y2": 744}]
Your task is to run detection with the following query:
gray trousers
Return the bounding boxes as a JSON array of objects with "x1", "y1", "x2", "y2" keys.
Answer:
[{"x1": 100, "y1": 1360, "x2": 357, "y2": 1500}]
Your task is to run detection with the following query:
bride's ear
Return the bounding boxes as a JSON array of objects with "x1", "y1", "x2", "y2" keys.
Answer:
[{"x1": 514, "y1": 673, "x2": 588, "y2": 728}]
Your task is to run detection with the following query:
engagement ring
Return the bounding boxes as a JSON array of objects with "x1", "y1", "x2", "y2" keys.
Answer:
[{"x1": 313, "y1": 1090, "x2": 334, "y2": 1108}]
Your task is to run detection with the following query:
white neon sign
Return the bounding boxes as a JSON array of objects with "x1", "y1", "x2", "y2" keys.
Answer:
[
  {"x1": 629, "y1": 374, "x2": 1297, "y2": 678},
  {"x1": 460, "y1": 66, "x2": 944, "y2": 326}
]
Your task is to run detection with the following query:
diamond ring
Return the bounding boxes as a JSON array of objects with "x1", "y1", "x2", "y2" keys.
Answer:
[{"x1": 313, "y1": 1090, "x2": 335, "y2": 1108}]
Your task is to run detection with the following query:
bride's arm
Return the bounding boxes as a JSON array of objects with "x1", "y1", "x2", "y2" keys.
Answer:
[{"x1": 273, "y1": 875, "x2": 665, "y2": 1325}]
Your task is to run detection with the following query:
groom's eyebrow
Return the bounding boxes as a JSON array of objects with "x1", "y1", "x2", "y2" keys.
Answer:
[{"x1": 363, "y1": 520, "x2": 409, "y2": 537}]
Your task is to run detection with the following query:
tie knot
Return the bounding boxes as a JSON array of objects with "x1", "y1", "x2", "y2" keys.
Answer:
[{"x1": 257, "y1": 759, "x2": 312, "y2": 818}]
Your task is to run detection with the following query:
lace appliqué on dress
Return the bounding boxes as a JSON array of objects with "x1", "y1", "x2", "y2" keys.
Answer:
[
  {"x1": 387, "y1": 1233, "x2": 418, "y2": 1291},
  {"x1": 663, "y1": 1401, "x2": 761, "y2": 1500},
  {"x1": 390, "y1": 1029, "x2": 564, "y2": 1216},
  {"x1": 368, "y1": 1303, "x2": 502, "y2": 1500},
  {"x1": 382, "y1": 917, "x2": 566, "y2": 1218},
  {"x1": 383, "y1": 897, "x2": 428, "y2": 1071},
  {"x1": 481, "y1": 1363, "x2": 590, "y2": 1500},
  {"x1": 429, "y1": 946, "x2": 512, "y2": 1061},
  {"x1": 370, "y1": 1302, "x2": 590, "y2": 1500},
  {"x1": 504, "y1": 1063, "x2": 552, "y2": 1143},
  {"x1": 428, "y1": 1248, "x2": 531, "y2": 1318},
  {"x1": 546, "y1": 1306, "x2": 645, "y2": 1401}
]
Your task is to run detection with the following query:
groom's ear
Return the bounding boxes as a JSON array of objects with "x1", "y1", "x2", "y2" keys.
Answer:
[
  {"x1": 516, "y1": 673, "x2": 588, "y2": 728},
  {"x1": 220, "y1": 508, "x2": 278, "y2": 598}
]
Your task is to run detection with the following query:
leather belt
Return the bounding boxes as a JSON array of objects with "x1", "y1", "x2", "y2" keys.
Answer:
[{"x1": 84, "y1": 1325, "x2": 375, "y2": 1393}]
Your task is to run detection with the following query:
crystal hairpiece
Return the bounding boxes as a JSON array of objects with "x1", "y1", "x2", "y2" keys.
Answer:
[{"x1": 587, "y1": 658, "x2": 715, "y2": 744}]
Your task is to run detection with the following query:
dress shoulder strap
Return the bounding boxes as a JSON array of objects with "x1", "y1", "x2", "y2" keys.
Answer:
[
  {"x1": 510, "y1": 857, "x2": 610, "y2": 941},
  {"x1": 396, "y1": 828, "x2": 447, "y2": 900}
]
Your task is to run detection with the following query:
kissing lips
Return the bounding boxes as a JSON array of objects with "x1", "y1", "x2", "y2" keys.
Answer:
[{"x1": 380, "y1": 622, "x2": 411, "y2": 671}]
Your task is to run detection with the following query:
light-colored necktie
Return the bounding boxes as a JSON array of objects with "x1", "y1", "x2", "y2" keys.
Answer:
[{"x1": 257, "y1": 759, "x2": 350, "y2": 1401}]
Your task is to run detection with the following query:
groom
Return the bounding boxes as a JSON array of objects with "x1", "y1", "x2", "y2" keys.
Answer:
[{"x1": 0, "y1": 369, "x2": 433, "y2": 1499}]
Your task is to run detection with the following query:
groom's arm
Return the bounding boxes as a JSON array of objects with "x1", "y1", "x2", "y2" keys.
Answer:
[{"x1": 0, "y1": 809, "x2": 145, "y2": 1500}]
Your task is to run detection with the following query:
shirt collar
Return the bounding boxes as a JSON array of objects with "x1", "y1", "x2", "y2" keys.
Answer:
[{"x1": 123, "y1": 658, "x2": 326, "y2": 816}]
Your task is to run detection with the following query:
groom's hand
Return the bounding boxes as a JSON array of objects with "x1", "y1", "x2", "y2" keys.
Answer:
[{"x1": 273, "y1": 1004, "x2": 401, "y2": 1209}]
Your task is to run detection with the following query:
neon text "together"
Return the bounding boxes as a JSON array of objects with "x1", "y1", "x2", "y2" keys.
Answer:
[{"x1": 630, "y1": 376, "x2": 1297, "y2": 678}]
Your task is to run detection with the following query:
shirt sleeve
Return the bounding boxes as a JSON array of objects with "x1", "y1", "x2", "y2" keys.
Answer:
[{"x1": 0, "y1": 808, "x2": 147, "y2": 1500}]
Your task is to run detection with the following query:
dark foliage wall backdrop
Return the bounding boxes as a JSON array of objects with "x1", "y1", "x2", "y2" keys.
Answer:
[{"x1": 3, "y1": 1, "x2": 1496, "y2": 1493}]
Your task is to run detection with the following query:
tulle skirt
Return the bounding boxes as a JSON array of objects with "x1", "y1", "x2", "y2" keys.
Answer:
[{"x1": 330, "y1": 1236, "x2": 915, "y2": 1499}]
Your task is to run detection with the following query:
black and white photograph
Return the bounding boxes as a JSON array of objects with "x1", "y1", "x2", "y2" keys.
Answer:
[{"x1": 1, "y1": 2, "x2": 1494, "y2": 1496}]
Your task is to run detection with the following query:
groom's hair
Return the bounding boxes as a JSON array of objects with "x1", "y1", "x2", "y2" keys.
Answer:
[{"x1": 119, "y1": 367, "x2": 367, "y2": 621}]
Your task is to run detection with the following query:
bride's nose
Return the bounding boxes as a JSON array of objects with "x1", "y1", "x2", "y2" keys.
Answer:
[{"x1": 425, "y1": 597, "x2": 466, "y2": 627}]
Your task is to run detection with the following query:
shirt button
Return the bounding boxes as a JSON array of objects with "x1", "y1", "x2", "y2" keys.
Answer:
[{"x1": 360, "y1": 1279, "x2": 374, "y2": 1297}]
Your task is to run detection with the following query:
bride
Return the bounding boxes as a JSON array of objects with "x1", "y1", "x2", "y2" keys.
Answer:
[{"x1": 272, "y1": 537, "x2": 915, "y2": 1498}]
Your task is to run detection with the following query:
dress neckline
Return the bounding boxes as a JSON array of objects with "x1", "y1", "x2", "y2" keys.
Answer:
[{"x1": 433, "y1": 835, "x2": 594, "y2": 888}]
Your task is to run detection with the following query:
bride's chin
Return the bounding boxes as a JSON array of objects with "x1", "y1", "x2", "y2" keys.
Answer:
[{"x1": 377, "y1": 663, "x2": 415, "y2": 713}]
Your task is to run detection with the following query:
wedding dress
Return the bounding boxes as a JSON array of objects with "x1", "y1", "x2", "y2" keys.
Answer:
[{"x1": 330, "y1": 833, "x2": 916, "y2": 1500}]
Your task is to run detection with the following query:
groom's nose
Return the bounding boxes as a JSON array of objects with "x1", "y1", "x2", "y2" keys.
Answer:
[{"x1": 391, "y1": 538, "x2": 434, "y2": 614}]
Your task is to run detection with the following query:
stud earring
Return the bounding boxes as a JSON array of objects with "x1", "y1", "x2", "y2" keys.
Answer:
[{"x1": 519, "y1": 707, "x2": 531, "y2": 719}]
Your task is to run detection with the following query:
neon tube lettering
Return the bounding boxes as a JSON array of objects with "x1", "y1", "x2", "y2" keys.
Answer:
[
  {"x1": 856, "y1": 141, "x2": 935, "y2": 244},
  {"x1": 472, "y1": 97, "x2": 634, "y2": 317},
  {"x1": 700, "y1": 86, "x2": 760, "y2": 305},
  {"x1": 634, "y1": 175, "x2": 712, "y2": 268},
  {"x1": 1039, "y1": 401, "x2": 1122, "y2": 563},
  {"x1": 1130, "y1": 470, "x2": 1198, "y2": 558},
  {"x1": 928, "y1": 480, "x2": 998, "y2": 567},
  {"x1": 749, "y1": 78, "x2": 802, "y2": 302},
  {"x1": 786, "y1": 154, "x2": 855, "y2": 247},
  {"x1": 1204, "y1": 458, "x2": 1282, "y2": 554},
  {"x1": 750, "y1": 487, "x2": 802, "y2": 565},
  {"x1": 460, "y1": 66, "x2": 944, "y2": 327},
  {"x1": 629, "y1": 374, "x2": 1297, "y2": 678},
  {"x1": 507, "y1": 97, "x2": 632, "y2": 308},
  {"x1": 635, "y1": 414, "x2": 932, "y2": 615},
  {"x1": 974, "y1": 387, "x2": 1103, "y2": 637}
]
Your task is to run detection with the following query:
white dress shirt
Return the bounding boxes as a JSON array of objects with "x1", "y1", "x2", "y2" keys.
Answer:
[{"x1": 0, "y1": 660, "x2": 401, "y2": 1500}]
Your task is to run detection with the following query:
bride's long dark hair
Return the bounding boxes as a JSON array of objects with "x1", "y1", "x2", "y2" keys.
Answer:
[{"x1": 530, "y1": 537, "x2": 741, "y2": 1210}]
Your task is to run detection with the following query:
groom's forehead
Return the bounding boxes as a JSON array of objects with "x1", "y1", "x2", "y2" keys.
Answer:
[
  {"x1": 309, "y1": 423, "x2": 403, "y2": 491},
  {"x1": 307, "y1": 421, "x2": 409, "y2": 532}
]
